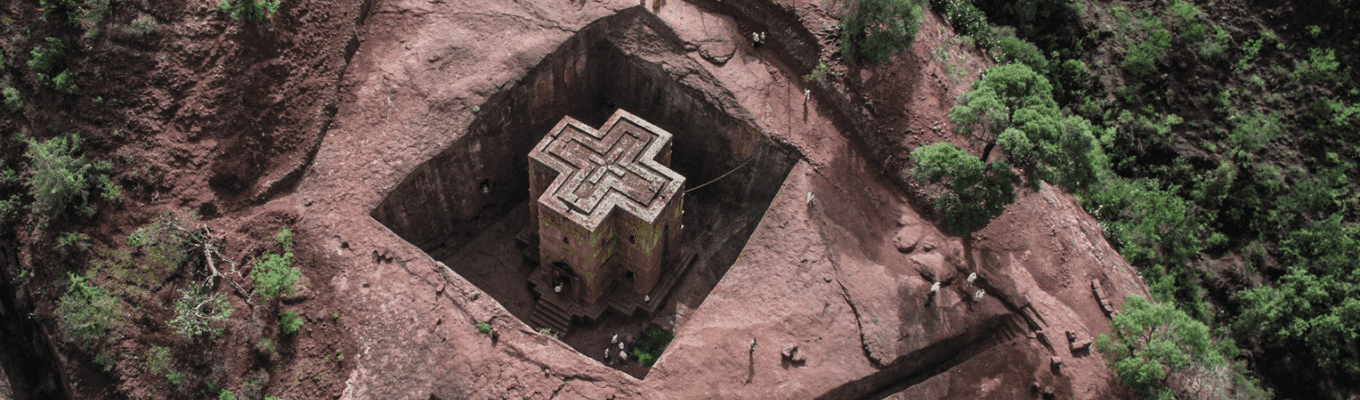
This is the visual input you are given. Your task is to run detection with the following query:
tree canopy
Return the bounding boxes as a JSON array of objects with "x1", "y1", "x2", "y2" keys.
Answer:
[
  {"x1": 909, "y1": 142, "x2": 1018, "y2": 236},
  {"x1": 1096, "y1": 295, "x2": 1226, "y2": 400},
  {"x1": 1234, "y1": 214, "x2": 1360, "y2": 379},
  {"x1": 838, "y1": 0, "x2": 926, "y2": 64},
  {"x1": 910, "y1": 63, "x2": 1109, "y2": 237},
  {"x1": 949, "y1": 63, "x2": 1108, "y2": 191}
]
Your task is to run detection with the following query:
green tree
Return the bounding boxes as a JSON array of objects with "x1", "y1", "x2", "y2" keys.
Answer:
[
  {"x1": 1235, "y1": 214, "x2": 1360, "y2": 379},
  {"x1": 950, "y1": 63, "x2": 1107, "y2": 192},
  {"x1": 1096, "y1": 295, "x2": 1225, "y2": 400},
  {"x1": 909, "y1": 142, "x2": 1018, "y2": 236},
  {"x1": 838, "y1": 0, "x2": 926, "y2": 63},
  {"x1": 912, "y1": 63, "x2": 1107, "y2": 236}
]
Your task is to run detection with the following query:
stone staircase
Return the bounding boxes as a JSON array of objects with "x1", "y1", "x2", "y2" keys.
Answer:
[
  {"x1": 527, "y1": 297, "x2": 572, "y2": 336},
  {"x1": 988, "y1": 314, "x2": 1030, "y2": 347}
]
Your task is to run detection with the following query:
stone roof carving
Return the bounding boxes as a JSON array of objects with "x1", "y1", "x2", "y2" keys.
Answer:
[{"x1": 530, "y1": 110, "x2": 686, "y2": 229}]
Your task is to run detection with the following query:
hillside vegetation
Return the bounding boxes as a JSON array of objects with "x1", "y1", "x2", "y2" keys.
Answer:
[{"x1": 889, "y1": 0, "x2": 1359, "y2": 397}]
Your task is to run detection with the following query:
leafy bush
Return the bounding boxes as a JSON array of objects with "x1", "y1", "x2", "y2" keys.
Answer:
[
  {"x1": 3, "y1": 87, "x2": 21, "y2": 111},
  {"x1": 992, "y1": 35, "x2": 1047, "y2": 74},
  {"x1": 1228, "y1": 111, "x2": 1282, "y2": 156},
  {"x1": 217, "y1": 0, "x2": 281, "y2": 22},
  {"x1": 219, "y1": 389, "x2": 238, "y2": 400},
  {"x1": 1083, "y1": 176, "x2": 1207, "y2": 300},
  {"x1": 1122, "y1": 28, "x2": 1171, "y2": 76},
  {"x1": 58, "y1": 231, "x2": 91, "y2": 252},
  {"x1": 128, "y1": 210, "x2": 200, "y2": 275},
  {"x1": 803, "y1": 61, "x2": 834, "y2": 83},
  {"x1": 1235, "y1": 215, "x2": 1360, "y2": 380},
  {"x1": 1234, "y1": 33, "x2": 1275, "y2": 73},
  {"x1": 168, "y1": 282, "x2": 232, "y2": 339},
  {"x1": 27, "y1": 37, "x2": 65, "y2": 73},
  {"x1": 256, "y1": 337, "x2": 280, "y2": 359},
  {"x1": 141, "y1": 345, "x2": 174, "y2": 375},
  {"x1": 628, "y1": 325, "x2": 674, "y2": 367},
  {"x1": 476, "y1": 321, "x2": 492, "y2": 335},
  {"x1": 128, "y1": 15, "x2": 159, "y2": 36},
  {"x1": 56, "y1": 272, "x2": 123, "y2": 349},
  {"x1": 274, "y1": 226, "x2": 294, "y2": 248},
  {"x1": 929, "y1": 0, "x2": 996, "y2": 49},
  {"x1": 838, "y1": 0, "x2": 926, "y2": 63},
  {"x1": 1267, "y1": 166, "x2": 1350, "y2": 232},
  {"x1": 21, "y1": 134, "x2": 109, "y2": 218},
  {"x1": 1197, "y1": 24, "x2": 1230, "y2": 60},
  {"x1": 49, "y1": 69, "x2": 78, "y2": 94},
  {"x1": 251, "y1": 251, "x2": 298, "y2": 300},
  {"x1": 1295, "y1": 48, "x2": 1345, "y2": 84},
  {"x1": 1167, "y1": 1, "x2": 1199, "y2": 27},
  {"x1": 278, "y1": 309, "x2": 303, "y2": 335},
  {"x1": 167, "y1": 371, "x2": 185, "y2": 386},
  {"x1": 1096, "y1": 296, "x2": 1228, "y2": 400}
]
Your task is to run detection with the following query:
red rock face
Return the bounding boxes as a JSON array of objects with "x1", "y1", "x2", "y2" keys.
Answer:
[{"x1": 294, "y1": 0, "x2": 1150, "y2": 399}]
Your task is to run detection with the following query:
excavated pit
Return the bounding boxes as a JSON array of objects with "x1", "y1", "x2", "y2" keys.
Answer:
[{"x1": 370, "y1": 8, "x2": 798, "y2": 378}]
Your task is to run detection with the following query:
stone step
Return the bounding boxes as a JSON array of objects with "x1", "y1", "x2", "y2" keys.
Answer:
[
  {"x1": 539, "y1": 304, "x2": 571, "y2": 328},
  {"x1": 528, "y1": 297, "x2": 573, "y2": 335},
  {"x1": 528, "y1": 308, "x2": 570, "y2": 335}
]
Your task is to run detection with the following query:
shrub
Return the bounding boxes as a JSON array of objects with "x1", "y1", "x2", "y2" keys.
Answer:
[
  {"x1": 1122, "y1": 28, "x2": 1171, "y2": 76},
  {"x1": 49, "y1": 69, "x2": 78, "y2": 94},
  {"x1": 279, "y1": 309, "x2": 303, "y2": 335},
  {"x1": 1167, "y1": 0, "x2": 1199, "y2": 27},
  {"x1": 168, "y1": 282, "x2": 232, "y2": 339},
  {"x1": 56, "y1": 272, "x2": 123, "y2": 349},
  {"x1": 3, "y1": 87, "x2": 21, "y2": 111},
  {"x1": 1235, "y1": 34, "x2": 1270, "y2": 73},
  {"x1": 838, "y1": 0, "x2": 926, "y2": 63},
  {"x1": 476, "y1": 321, "x2": 492, "y2": 335},
  {"x1": 274, "y1": 226, "x2": 294, "y2": 249},
  {"x1": 219, "y1": 389, "x2": 238, "y2": 400},
  {"x1": 992, "y1": 35, "x2": 1047, "y2": 73},
  {"x1": 21, "y1": 134, "x2": 108, "y2": 218},
  {"x1": 629, "y1": 325, "x2": 675, "y2": 367},
  {"x1": 1228, "y1": 111, "x2": 1282, "y2": 155},
  {"x1": 128, "y1": 15, "x2": 159, "y2": 36},
  {"x1": 930, "y1": 0, "x2": 996, "y2": 49},
  {"x1": 1295, "y1": 48, "x2": 1344, "y2": 83},
  {"x1": 128, "y1": 210, "x2": 200, "y2": 275},
  {"x1": 58, "y1": 231, "x2": 92, "y2": 252},
  {"x1": 27, "y1": 37, "x2": 65, "y2": 73},
  {"x1": 803, "y1": 61, "x2": 834, "y2": 83},
  {"x1": 255, "y1": 337, "x2": 279, "y2": 359},
  {"x1": 1083, "y1": 177, "x2": 1206, "y2": 282},
  {"x1": 140, "y1": 345, "x2": 174, "y2": 376},
  {"x1": 251, "y1": 250, "x2": 299, "y2": 301},
  {"x1": 217, "y1": 0, "x2": 281, "y2": 22}
]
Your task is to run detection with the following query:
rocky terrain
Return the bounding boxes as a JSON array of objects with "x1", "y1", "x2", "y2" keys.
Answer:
[{"x1": 0, "y1": 0, "x2": 1224, "y2": 398}]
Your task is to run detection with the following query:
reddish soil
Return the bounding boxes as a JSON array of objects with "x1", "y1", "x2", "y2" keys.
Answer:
[{"x1": 0, "y1": 0, "x2": 1154, "y2": 398}]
